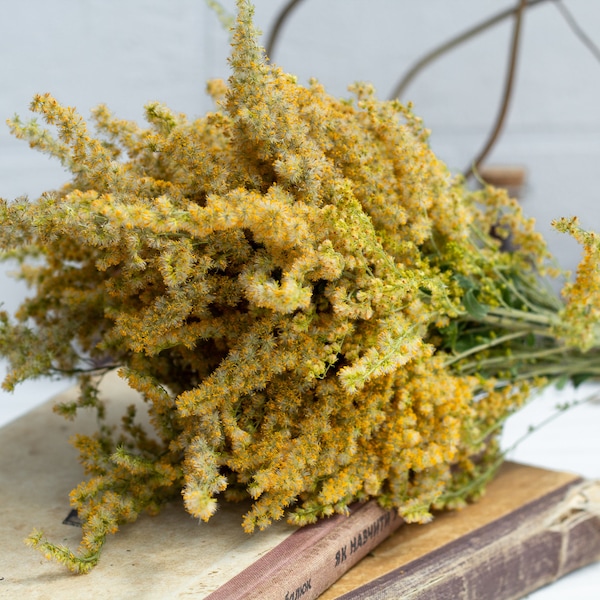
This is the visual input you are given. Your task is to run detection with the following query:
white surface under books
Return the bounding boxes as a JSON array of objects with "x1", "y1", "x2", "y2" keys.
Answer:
[{"x1": 0, "y1": 365, "x2": 598, "y2": 598}]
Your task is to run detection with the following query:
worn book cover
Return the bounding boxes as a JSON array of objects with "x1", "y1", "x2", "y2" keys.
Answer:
[
  {"x1": 323, "y1": 461, "x2": 600, "y2": 599},
  {"x1": 0, "y1": 372, "x2": 599, "y2": 599}
]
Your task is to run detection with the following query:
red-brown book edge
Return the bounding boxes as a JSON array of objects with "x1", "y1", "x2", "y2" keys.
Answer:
[{"x1": 206, "y1": 500, "x2": 402, "y2": 600}]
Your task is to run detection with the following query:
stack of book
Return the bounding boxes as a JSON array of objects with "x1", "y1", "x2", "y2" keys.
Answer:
[{"x1": 1, "y1": 373, "x2": 598, "y2": 599}]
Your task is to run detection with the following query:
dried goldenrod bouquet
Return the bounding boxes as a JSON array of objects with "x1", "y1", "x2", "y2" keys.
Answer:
[{"x1": 1, "y1": 0, "x2": 599, "y2": 573}]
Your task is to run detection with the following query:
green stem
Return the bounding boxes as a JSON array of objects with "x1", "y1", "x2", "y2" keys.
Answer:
[
  {"x1": 443, "y1": 329, "x2": 531, "y2": 367},
  {"x1": 502, "y1": 393, "x2": 597, "y2": 455},
  {"x1": 511, "y1": 362, "x2": 600, "y2": 383},
  {"x1": 441, "y1": 391, "x2": 597, "y2": 503},
  {"x1": 454, "y1": 345, "x2": 570, "y2": 375},
  {"x1": 484, "y1": 306, "x2": 556, "y2": 327}
]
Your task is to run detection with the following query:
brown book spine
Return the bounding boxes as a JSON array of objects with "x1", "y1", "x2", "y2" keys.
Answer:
[
  {"x1": 206, "y1": 501, "x2": 403, "y2": 600},
  {"x1": 336, "y1": 479, "x2": 600, "y2": 599}
]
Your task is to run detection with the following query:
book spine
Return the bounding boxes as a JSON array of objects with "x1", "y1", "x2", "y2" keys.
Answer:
[
  {"x1": 206, "y1": 501, "x2": 403, "y2": 600},
  {"x1": 338, "y1": 480, "x2": 600, "y2": 600}
]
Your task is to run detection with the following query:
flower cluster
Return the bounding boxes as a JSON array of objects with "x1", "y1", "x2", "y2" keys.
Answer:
[{"x1": 1, "y1": 0, "x2": 598, "y2": 573}]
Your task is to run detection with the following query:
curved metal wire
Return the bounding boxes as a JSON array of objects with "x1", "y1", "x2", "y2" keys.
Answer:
[
  {"x1": 264, "y1": 0, "x2": 306, "y2": 60},
  {"x1": 262, "y1": 0, "x2": 600, "y2": 180},
  {"x1": 552, "y1": 0, "x2": 600, "y2": 65},
  {"x1": 464, "y1": 0, "x2": 528, "y2": 179},
  {"x1": 388, "y1": 0, "x2": 549, "y2": 101}
]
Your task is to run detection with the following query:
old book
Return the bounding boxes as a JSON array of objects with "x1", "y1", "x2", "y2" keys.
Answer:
[
  {"x1": 0, "y1": 372, "x2": 599, "y2": 599},
  {"x1": 322, "y1": 461, "x2": 600, "y2": 599}
]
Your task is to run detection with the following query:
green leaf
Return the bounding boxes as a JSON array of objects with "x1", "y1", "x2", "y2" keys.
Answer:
[
  {"x1": 555, "y1": 374, "x2": 570, "y2": 391},
  {"x1": 454, "y1": 273, "x2": 476, "y2": 291},
  {"x1": 439, "y1": 321, "x2": 459, "y2": 350},
  {"x1": 463, "y1": 289, "x2": 489, "y2": 320},
  {"x1": 572, "y1": 373, "x2": 594, "y2": 388}
]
